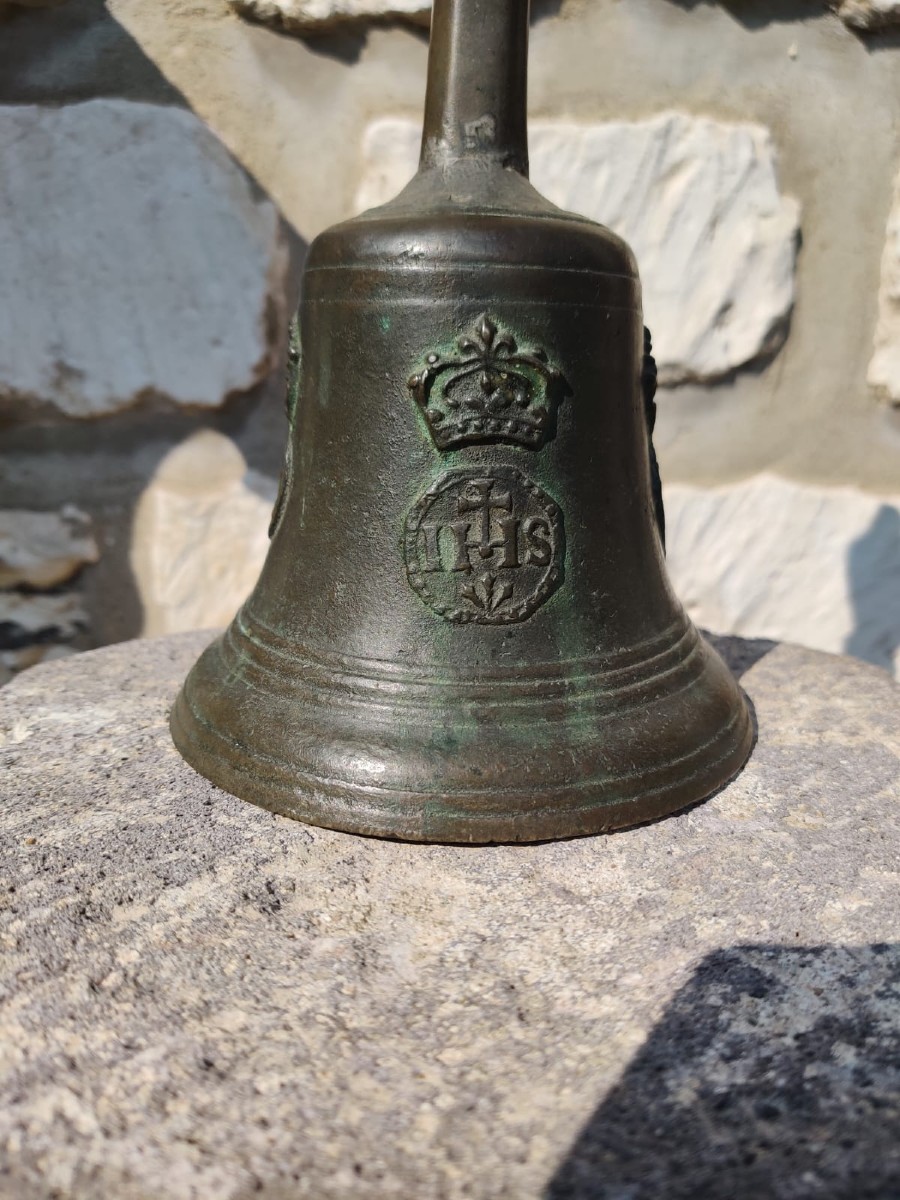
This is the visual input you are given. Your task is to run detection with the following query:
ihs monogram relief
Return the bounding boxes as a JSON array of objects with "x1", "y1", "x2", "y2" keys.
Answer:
[
  {"x1": 408, "y1": 315, "x2": 569, "y2": 451},
  {"x1": 404, "y1": 468, "x2": 564, "y2": 625}
]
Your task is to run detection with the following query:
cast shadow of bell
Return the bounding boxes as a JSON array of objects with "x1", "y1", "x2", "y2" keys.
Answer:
[
  {"x1": 546, "y1": 943, "x2": 900, "y2": 1200},
  {"x1": 845, "y1": 505, "x2": 900, "y2": 675}
]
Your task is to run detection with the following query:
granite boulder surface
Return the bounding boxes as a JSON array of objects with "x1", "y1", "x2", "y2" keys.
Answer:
[{"x1": 0, "y1": 632, "x2": 898, "y2": 1198}]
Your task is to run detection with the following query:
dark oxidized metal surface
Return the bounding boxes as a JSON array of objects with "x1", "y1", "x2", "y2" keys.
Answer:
[{"x1": 170, "y1": 0, "x2": 753, "y2": 842}]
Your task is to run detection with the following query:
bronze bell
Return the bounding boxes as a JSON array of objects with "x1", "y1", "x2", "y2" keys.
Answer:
[{"x1": 171, "y1": 0, "x2": 753, "y2": 842}]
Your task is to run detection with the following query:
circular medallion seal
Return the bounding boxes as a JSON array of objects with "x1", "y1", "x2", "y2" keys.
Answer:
[{"x1": 404, "y1": 467, "x2": 565, "y2": 625}]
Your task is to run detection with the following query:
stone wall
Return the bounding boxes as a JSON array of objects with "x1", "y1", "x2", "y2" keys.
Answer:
[{"x1": 1, "y1": 0, "x2": 898, "y2": 681}]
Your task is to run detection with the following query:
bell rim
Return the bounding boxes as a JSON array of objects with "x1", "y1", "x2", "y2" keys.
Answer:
[{"x1": 169, "y1": 640, "x2": 754, "y2": 845}]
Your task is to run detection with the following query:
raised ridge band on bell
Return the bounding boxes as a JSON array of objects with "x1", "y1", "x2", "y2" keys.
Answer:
[{"x1": 219, "y1": 607, "x2": 706, "y2": 712}]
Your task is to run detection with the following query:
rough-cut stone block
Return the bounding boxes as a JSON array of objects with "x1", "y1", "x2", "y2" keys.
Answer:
[
  {"x1": 130, "y1": 430, "x2": 275, "y2": 637},
  {"x1": 868, "y1": 164, "x2": 900, "y2": 405},
  {"x1": 0, "y1": 633, "x2": 898, "y2": 1197},
  {"x1": 356, "y1": 114, "x2": 800, "y2": 385},
  {"x1": 836, "y1": 0, "x2": 900, "y2": 28},
  {"x1": 228, "y1": 0, "x2": 429, "y2": 32},
  {"x1": 0, "y1": 101, "x2": 289, "y2": 419},
  {"x1": 0, "y1": 591, "x2": 87, "y2": 648},
  {"x1": 226, "y1": 0, "x2": 900, "y2": 33},
  {"x1": 666, "y1": 475, "x2": 900, "y2": 677},
  {"x1": 0, "y1": 507, "x2": 98, "y2": 590}
]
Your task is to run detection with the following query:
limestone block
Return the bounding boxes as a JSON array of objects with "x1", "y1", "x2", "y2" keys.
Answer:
[
  {"x1": 131, "y1": 430, "x2": 275, "y2": 637},
  {"x1": 356, "y1": 114, "x2": 800, "y2": 385},
  {"x1": 666, "y1": 475, "x2": 900, "y2": 677},
  {"x1": 1, "y1": 633, "x2": 898, "y2": 1198},
  {"x1": 868, "y1": 165, "x2": 900, "y2": 405},
  {"x1": 0, "y1": 591, "x2": 88, "y2": 648},
  {"x1": 836, "y1": 0, "x2": 900, "y2": 28},
  {"x1": 227, "y1": 0, "x2": 430, "y2": 33},
  {"x1": 0, "y1": 101, "x2": 290, "y2": 420},
  {"x1": 226, "y1": 0, "x2": 900, "y2": 33},
  {"x1": 0, "y1": 507, "x2": 98, "y2": 590}
]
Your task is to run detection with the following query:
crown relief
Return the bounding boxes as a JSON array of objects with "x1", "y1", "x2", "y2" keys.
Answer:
[{"x1": 408, "y1": 315, "x2": 570, "y2": 451}]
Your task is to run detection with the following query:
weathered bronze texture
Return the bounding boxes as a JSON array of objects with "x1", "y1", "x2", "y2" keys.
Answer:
[{"x1": 170, "y1": 0, "x2": 753, "y2": 843}]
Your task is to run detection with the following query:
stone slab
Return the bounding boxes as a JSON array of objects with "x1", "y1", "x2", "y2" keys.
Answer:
[
  {"x1": 666, "y1": 475, "x2": 900, "y2": 678},
  {"x1": 227, "y1": 0, "x2": 900, "y2": 35},
  {"x1": 130, "y1": 431, "x2": 276, "y2": 637},
  {"x1": 0, "y1": 633, "x2": 899, "y2": 1198},
  {"x1": 228, "y1": 0, "x2": 430, "y2": 34},
  {"x1": 0, "y1": 591, "x2": 87, "y2": 647},
  {"x1": 0, "y1": 101, "x2": 289, "y2": 419},
  {"x1": 868, "y1": 161, "x2": 900, "y2": 406},
  {"x1": 0, "y1": 508, "x2": 98, "y2": 591}
]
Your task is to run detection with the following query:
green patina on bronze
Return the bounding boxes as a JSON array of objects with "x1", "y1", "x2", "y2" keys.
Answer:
[{"x1": 169, "y1": 0, "x2": 753, "y2": 843}]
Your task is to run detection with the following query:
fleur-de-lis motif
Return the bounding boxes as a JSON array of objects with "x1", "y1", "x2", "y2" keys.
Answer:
[
  {"x1": 461, "y1": 573, "x2": 513, "y2": 613},
  {"x1": 458, "y1": 314, "x2": 516, "y2": 361}
]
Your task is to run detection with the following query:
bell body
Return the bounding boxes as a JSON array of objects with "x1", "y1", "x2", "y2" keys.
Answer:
[{"x1": 171, "y1": 0, "x2": 753, "y2": 842}]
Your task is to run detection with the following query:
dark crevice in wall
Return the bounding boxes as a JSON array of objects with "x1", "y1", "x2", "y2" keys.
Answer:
[{"x1": 664, "y1": 0, "x2": 831, "y2": 28}]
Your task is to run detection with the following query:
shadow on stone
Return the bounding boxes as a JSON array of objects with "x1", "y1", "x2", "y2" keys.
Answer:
[
  {"x1": 705, "y1": 632, "x2": 778, "y2": 680},
  {"x1": 0, "y1": 0, "x2": 187, "y2": 106},
  {"x1": 665, "y1": 0, "x2": 900, "y2": 43},
  {"x1": 546, "y1": 943, "x2": 900, "y2": 1200},
  {"x1": 663, "y1": 0, "x2": 830, "y2": 30},
  {"x1": 280, "y1": 24, "x2": 371, "y2": 64},
  {"x1": 845, "y1": 505, "x2": 900, "y2": 675},
  {"x1": 863, "y1": 29, "x2": 900, "y2": 51},
  {"x1": 534, "y1": 0, "x2": 567, "y2": 20}
]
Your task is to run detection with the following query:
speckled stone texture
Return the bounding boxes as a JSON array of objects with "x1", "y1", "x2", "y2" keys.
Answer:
[{"x1": 1, "y1": 632, "x2": 899, "y2": 1199}]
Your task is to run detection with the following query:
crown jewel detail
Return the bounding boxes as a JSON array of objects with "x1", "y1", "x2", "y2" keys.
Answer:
[{"x1": 408, "y1": 315, "x2": 568, "y2": 451}]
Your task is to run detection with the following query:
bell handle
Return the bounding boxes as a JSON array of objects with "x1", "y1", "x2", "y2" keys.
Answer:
[{"x1": 419, "y1": 0, "x2": 531, "y2": 176}]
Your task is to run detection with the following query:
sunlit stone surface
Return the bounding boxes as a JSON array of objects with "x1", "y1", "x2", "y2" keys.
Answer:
[{"x1": 0, "y1": 101, "x2": 289, "y2": 418}]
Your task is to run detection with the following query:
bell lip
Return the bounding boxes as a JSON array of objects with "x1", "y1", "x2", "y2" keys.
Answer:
[
  {"x1": 169, "y1": 631, "x2": 755, "y2": 845},
  {"x1": 171, "y1": 696, "x2": 754, "y2": 845}
]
